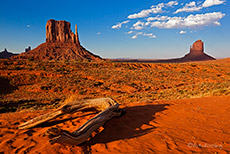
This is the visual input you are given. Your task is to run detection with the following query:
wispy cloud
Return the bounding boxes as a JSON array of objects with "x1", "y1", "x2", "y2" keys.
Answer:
[
  {"x1": 126, "y1": 31, "x2": 134, "y2": 34},
  {"x1": 202, "y1": 0, "x2": 225, "y2": 8},
  {"x1": 174, "y1": 1, "x2": 202, "y2": 14},
  {"x1": 130, "y1": 32, "x2": 156, "y2": 39},
  {"x1": 128, "y1": 1, "x2": 178, "y2": 19},
  {"x1": 97, "y1": 32, "x2": 101, "y2": 35},
  {"x1": 112, "y1": 20, "x2": 130, "y2": 29}
]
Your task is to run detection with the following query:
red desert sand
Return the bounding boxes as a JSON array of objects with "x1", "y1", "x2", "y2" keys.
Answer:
[{"x1": 0, "y1": 95, "x2": 229, "y2": 154}]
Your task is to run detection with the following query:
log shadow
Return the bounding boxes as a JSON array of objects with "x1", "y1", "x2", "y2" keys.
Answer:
[
  {"x1": 86, "y1": 103, "x2": 169, "y2": 145},
  {"x1": 37, "y1": 112, "x2": 95, "y2": 128}
]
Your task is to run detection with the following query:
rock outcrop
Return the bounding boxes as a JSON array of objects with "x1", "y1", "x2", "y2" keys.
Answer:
[
  {"x1": 0, "y1": 48, "x2": 18, "y2": 59},
  {"x1": 25, "y1": 46, "x2": 31, "y2": 52},
  {"x1": 182, "y1": 40, "x2": 215, "y2": 61},
  {"x1": 13, "y1": 19, "x2": 101, "y2": 61}
]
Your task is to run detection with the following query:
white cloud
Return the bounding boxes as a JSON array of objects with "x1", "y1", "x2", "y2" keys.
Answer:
[
  {"x1": 179, "y1": 30, "x2": 187, "y2": 34},
  {"x1": 112, "y1": 0, "x2": 226, "y2": 38},
  {"x1": 130, "y1": 32, "x2": 156, "y2": 39},
  {"x1": 112, "y1": 20, "x2": 130, "y2": 29},
  {"x1": 148, "y1": 12, "x2": 225, "y2": 29},
  {"x1": 143, "y1": 33, "x2": 156, "y2": 38},
  {"x1": 146, "y1": 17, "x2": 157, "y2": 22},
  {"x1": 214, "y1": 21, "x2": 221, "y2": 25},
  {"x1": 174, "y1": 0, "x2": 225, "y2": 14},
  {"x1": 151, "y1": 1, "x2": 178, "y2": 8},
  {"x1": 27, "y1": 25, "x2": 30, "y2": 28},
  {"x1": 187, "y1": 1, "x2": 196, "y2": 7},
  {"x1": 97, "y1": 32, "x2": 101, "y2": 35},
  {"x1": 174, "y1": 1, "x2": 202, "y2": 14},
  {"x1": 131, "y1": 35, "x2": 138, "y2": 39},
  {"x1": 166, "y1": 1, "x2": 179, "y2": 7},
  {"x1": 128, "y1": 1, "x2": 178, "y2": 19},
  {"x1": 147, "y1": 16, "x2": 169, "y2": 22},
  {"x1": 128, "y1": 7, "x2": 163, "y2": 19},
  {"x1": 202, "y1": 0, "x2": 225, "y2": 8},
  {"x1": 132, "y1": 21, "x2": 145, "y2": 30}
]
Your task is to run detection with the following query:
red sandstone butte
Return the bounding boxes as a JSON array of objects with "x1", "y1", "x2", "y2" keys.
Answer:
[
  {"x1": 182, "y1": 40, "x2": 215, "y2": 61},
  {"x1": 13, "y1": 19, "x2": 101, "y2": 61}
]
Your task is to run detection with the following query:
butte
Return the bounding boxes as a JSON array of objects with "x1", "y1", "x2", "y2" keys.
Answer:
[
  {"x1": 181, "y1": 40, "x2": 215, "y2": 62},
  {"x1": 13, "y1": 19, "x2": 102, "y2": 61}
]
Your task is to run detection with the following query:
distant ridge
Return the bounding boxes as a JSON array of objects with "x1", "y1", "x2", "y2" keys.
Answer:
[{"x1": 12, "y1": 19, "x2": 102, "y2": 61}]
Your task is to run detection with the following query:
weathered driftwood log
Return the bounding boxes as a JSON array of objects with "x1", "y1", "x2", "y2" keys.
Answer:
[{"x1": 19, "y1": 97, "x2": 123, "y2": 145}]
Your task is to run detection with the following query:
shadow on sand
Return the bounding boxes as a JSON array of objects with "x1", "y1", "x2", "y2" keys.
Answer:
[{"x1": 85, "y1": 103, "x2": 169, "y2": 146}]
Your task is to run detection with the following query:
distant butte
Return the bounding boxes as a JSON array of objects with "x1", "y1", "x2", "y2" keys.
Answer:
[
  {"x1": 181, "y1": 40, "x2": 215, "y2": 61},
  {"x1": 0, "y1": 48, "x2": 18, "y2": 59},
  {"x1": 13, "y1": 19, "x2": 102, "y2": 61},
  {"x1": 112, "y1": 40, "x2": 215, "y2": 63}
]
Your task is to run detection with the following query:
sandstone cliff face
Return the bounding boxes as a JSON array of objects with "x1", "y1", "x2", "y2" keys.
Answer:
[
  {"x1": 46, "y1": 20, "x2": 79, "y2": 44},
  {"x1": 189, "y1": 40, "x2": 204, "y2": 54},
  {"x1": 13, "y1": 19, "x2": 101, "y2": 61}
]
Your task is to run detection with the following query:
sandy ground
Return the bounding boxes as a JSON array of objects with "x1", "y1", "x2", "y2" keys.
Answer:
[{"x1": 0, "y1": 95, "x2": 229, "y2": 154}]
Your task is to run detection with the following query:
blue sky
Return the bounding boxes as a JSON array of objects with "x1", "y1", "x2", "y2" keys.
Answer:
[{"x1": 0, "y1": 0, "x2": 229, "y2": 59}]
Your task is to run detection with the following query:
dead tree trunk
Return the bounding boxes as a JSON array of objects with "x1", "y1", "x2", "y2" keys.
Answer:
[{"x1": 19, "y1": 97, "x2": 123, "y2": 145}]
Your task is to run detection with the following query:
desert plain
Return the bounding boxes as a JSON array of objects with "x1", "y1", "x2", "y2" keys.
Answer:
[{"x1": 0, "y1": 58, "x2": 230, "y2": 154}]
